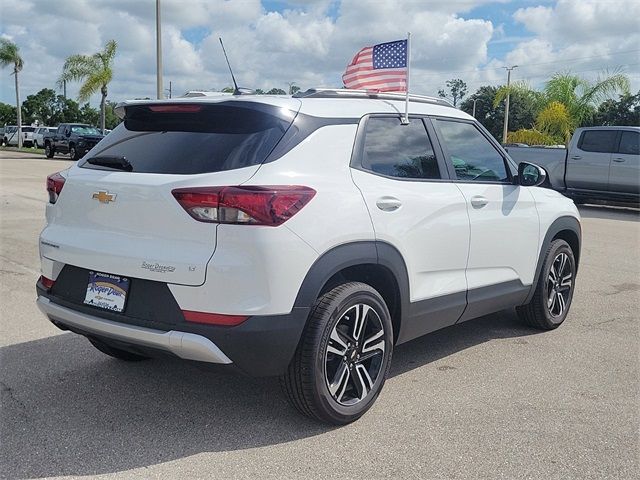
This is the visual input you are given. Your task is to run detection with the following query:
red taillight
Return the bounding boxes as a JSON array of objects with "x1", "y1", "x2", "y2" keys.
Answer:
[
  {"x1": 149, "y1": 104, "x2": 202, "y2": 113},
  {"x1": 39, "y1": 275, "x2": 55, "y2": 290},
  {"x1": 46, "y1": 172, "x2": 66, "y2": 204},
  {"x1": 182, "y1": 310, "x2": 248, "y2": 326},
  {"x1": 172, "y1": 186, "x2": 316, "y2": 226}
]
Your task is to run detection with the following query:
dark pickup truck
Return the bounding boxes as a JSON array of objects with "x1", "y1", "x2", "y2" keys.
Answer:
[
  {"x1": 506, "y1": 126, "x2": 639, "y2": 206},
  {"x1": 43, "y1": 124, "x2": 105, "y2": 161}
]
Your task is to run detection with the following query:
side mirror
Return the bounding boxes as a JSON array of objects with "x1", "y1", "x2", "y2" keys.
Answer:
[{"x1": 517, "y1": 162, "x2": 546, "y2": 187}]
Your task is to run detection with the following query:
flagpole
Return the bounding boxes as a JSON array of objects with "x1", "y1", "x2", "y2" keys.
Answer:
[{"x1": 403, "y1": 32, "x2": 411, "y2": 124}]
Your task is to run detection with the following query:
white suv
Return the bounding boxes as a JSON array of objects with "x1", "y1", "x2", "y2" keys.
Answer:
[{"x1": 36, "y1": 89, "x2": 581, "y2": 424}]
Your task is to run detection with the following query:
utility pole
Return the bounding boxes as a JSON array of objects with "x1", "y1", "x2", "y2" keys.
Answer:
[
  {"x1": 472, "y1": 98, "x2": 478, "y2": 118},
  {"x1": 502, "y1": 65, "x2": 518, "y2": 144},
  {"x1": 156, "y1": 0, "x2": 163, "y2": 99}
]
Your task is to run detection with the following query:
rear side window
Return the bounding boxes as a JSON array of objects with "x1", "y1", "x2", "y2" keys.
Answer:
[
  {"x1": 80, "y1": 102, "x2": 294, "y2": 174},
  {"x1": 618, "y1": 131, "x2": 639, "y2": 155},
  {"x1": 578, "y1": 130, "x2": 617, "y2": 153},
  {"x1": 361, "y1": 117, "x2": 441, "y2": 179},
  {"x1": 435, "y1": 120, "x2": 508, "y2": 182}
]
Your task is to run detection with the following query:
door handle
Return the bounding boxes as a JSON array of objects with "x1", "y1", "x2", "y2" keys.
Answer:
[
  {"x1": 571, "y1": 155, "x2": 582, "y2": 160},
  {"x1": 612, "y1": 157, "x2": 626, "y2": 162},
  {"x1": 376, "y1": 196, "x2": 402, "y2": 212},
  {"x1": 470, "y1": 196, "x2": 489, "y2": 208}
]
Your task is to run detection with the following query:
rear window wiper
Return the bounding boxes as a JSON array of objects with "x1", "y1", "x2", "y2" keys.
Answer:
[{"x1": 86, "y1": 155, "x2": 133, "y2": 172}]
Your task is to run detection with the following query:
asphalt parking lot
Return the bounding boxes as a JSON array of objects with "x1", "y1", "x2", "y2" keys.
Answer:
[{"x1": 1, "y1": 150, "x2": 638, "y2": 479}]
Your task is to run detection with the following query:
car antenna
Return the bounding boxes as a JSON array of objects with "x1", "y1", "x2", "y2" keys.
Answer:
[{"x1": 219, "y1": 37, "x2": 240, "y2": 95}]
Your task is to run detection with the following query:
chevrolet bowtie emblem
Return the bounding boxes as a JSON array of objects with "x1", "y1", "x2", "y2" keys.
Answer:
[{"x1": 92, "y1": 191, "x2": 116, "y2": 203}]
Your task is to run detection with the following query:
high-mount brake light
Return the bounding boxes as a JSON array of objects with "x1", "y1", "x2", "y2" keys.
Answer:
[
  {"x1": 172, "y1": 186, "x2": 316, "y2": 226},
  {"x1": 148, "y1": 104, "x2": 202, "y2": 113},
  {"x1": 46, "y1": 172, "x2": 66, "y2": 204}
]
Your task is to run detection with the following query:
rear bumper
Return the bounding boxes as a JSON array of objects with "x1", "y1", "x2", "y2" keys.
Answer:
[
  {"x1": 36, "y1": 275, "x2": 310, "y2": 376},
  {"x1": 37, "y1": 296, "x2": 233, "y2": 364}
]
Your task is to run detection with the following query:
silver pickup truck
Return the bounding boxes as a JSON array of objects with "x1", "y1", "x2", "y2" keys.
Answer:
[{"x1": 506, "y1": 126, "x2": 639, "y2": 206}]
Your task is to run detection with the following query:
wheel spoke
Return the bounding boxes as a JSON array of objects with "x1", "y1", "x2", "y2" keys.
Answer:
[
  {"x1": 353, "y1": 364, "x2": 374, "y2": 400},
  {"x1": 362, "y1": 329, "x2": 385, "y2": 355},
  {"x1": 560, "y1": 273, "x2": 572, "y2": 290},
  {"x1": 557, "y1": 292, "x2": 566, "y2": 315},
  {"x1": 327, "y1": 328, "x2": 348, "y2": 356},
  {"x1": 352, "y1": 304, "x2": 370, "y2": 341},
  {"x1": 328, "y1": 362, "x2": 350, "y2": 402},
  {"x1": 548, "y1": 290, "x2": 557, "y2": 311},
  {"x1": 548, "y1": 265, "x2": 558, "y2": 283},
  {"x1": 557, "y1": 253, "x2": 567, "y2": 278}
]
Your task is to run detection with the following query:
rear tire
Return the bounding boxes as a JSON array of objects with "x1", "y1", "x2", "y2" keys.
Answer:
[
  {"x1": 281, "y1": 282, "x2": 393, "y2": 425},
  {"x1": 45, "y1": 143, "x2": 54, "y2": 158},
  {"x1": 88, "y1": 337, "x2": 150, "y2": 361},
  {"x1": 517, "y1": 239, "x2": 576, "y2": 330}
]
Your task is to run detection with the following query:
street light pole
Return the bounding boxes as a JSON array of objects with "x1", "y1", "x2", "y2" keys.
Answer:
[
  {"x1": 502, "y1": 65, "x2": 518, "y2": 144},
  {"x1": 156, "y1": 0, "x2": 163, "y2": 99}
]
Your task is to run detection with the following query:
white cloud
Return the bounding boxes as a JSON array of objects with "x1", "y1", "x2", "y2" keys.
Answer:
[{"x1": 0, "y1": 0, "x2": 638, "y2": 111}]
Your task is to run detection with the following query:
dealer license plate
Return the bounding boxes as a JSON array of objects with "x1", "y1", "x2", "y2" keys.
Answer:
[{"x1": 83, "y1": 271, "x2": 130, "y2": 312}]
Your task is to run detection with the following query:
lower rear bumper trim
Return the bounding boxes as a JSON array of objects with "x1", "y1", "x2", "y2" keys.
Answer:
[{"x1": 36, "y1": 296, "x2": 233, "y2": 364}]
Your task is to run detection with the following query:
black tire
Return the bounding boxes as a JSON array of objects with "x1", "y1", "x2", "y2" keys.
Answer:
[
  {"x1": 88, "y1": 337, "x2": 150, "y2": 361},
  {"x1": 517, "y1": 239, "x2": 576, "y2": 330},
  {"x1": 45, "y1": 143, "x2": 54, "y2": 158},
  {"x1": 69, "y1": 144, "x2": 78, "y2": 161},
  {"x1": 281, "y1": 282, "x2": 394, "y2": 425}
]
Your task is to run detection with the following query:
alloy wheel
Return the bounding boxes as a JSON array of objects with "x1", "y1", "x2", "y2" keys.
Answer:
[
  {"x1": 547, "y1": 252, "x2": 572, "y2": 318},
  {"x1": 324, "y1": 303, "x2": 386, "y2": 406}
]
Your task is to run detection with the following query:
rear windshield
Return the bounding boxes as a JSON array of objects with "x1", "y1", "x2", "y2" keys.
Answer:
[
  {"x1": 22, "y1": 127, "x2": 35, "y2": 132},
  {"x1": 79, "y1": 102, "x2": 295, "y2": 174}
]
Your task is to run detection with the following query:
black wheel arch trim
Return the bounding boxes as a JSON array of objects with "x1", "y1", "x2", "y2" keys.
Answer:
[{"x1": 523, "y1": 215, "x2": 581, "y2": 305}]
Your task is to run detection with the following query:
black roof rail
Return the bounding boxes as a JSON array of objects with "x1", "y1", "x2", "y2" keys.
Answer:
[{"x1": 293, "y1": 88, "x2": 453, "y2": 107}]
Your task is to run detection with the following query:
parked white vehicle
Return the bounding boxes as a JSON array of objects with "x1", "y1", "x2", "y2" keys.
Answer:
[
  {"x1": 3, "y1": 125, "x2": 36, "y2": 147},
  {"x1": 36, "y1": 89, "x2": 581, "y2": 424},
  {"x1": 33, "y1": 127, "x2": 57, "y2": 149}
]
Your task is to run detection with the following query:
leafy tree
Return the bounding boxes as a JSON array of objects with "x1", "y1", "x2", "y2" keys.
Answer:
[
  {"x1": 288, "y1": 83, "x2": 301, "y2": 95},
  {"x1": 253, "y1": 88, "x2": 265, "y2": 94},
  {"x1": 0, "y1": 102, "x2": 17, "y2": 126},
  {"x1": 80, "y1": 103, "x2": 100, "y2": 126},
  {"x1": 55, "y1": 97, "x2": 82, "y2": 124},
  {"x1": 104, "y1": 101, "x2": 121, "y2": 130},
  {"x1": 592, "y1": 91, "x2": 640, "y2": 126},
  {"x1": 22, "y1": 88, "x2": 58, "y2": 125},
  {"x1": 0, "y1": 39, "x2": 24, "y2": 147},
  {"x1": 438, "y1": 78, "x2": 467, "y2": 107},
  {"x1": 59, "y1": 39, "x2": 117, "y2": 133},
  {"x1": 266, "y1": 88, "x2": 287, "y2": 95},
  {"x1": 221, "y1": 87, "x2": 235, "y2": 93},
  {"x1": 460, "y1": 86, "x2": 538, "y2": 140}
]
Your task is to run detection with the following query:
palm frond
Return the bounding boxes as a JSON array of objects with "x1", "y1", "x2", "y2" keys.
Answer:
[
  {"x1": 581, "y1": 71, "x2": 630, "y2": 106},
  {"x1": 77, "y1": 74, "x2": 104, "y2": 102},
  {"x1": 0, "y1": 38, "x2": 24, "y2": 72},
  {"x1": 493, "y1": 81, "x2": 533, "y2": 108}
]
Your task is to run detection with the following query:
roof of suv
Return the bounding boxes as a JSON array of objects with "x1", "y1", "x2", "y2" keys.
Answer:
[{"x1": 116, "y1": 88, "x2": 472, "y2": 122}]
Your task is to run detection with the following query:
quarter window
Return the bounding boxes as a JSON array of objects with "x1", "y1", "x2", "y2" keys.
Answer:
[
  {"x1": 618, "y1": 131, "x2": 639, "y2": 155},
  {"x1": 436, "y1": 120, "x2": 508, "y2": 182},
  {"x1": 578, "y1": 130, "x2": 617, "y2": 153},
  {"x1": 361, "y1": 117, "x2": 441, "y2": 180}
]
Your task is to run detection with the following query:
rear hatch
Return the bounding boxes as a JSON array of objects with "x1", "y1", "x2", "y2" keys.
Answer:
[{"x1": 40, "y1": 98, "x2": 300, "y2": 286}]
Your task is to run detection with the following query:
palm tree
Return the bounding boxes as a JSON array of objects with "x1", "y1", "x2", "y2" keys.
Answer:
[
  {"x1": 494, "y1": 72, "x2": 630, "y2": 145},
  {"x1": 0, "y1": 39, "x2": 24, "y2": 148},
  {"x1": 58, "y1": 40, "x2": 117, "y2": 133}
]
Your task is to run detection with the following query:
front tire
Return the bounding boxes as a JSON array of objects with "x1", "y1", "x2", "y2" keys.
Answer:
[
  {"x1": 517, "y1": 239, "x2": 576, "y2": 330},
  {"x1": 281, "y1": 282, "x2": 393, "y2": 424},
  {"x1": 45, "y1": 143, "x2": 54, "y2": 158},
  {"x1": 69, "y1": 144, "x2": 78, "y2": 161}
]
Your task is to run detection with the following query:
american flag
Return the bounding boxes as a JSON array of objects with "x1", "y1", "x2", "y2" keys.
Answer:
[{"x1": 342, "y1": 39, "x2": 408, "y2": 92}]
